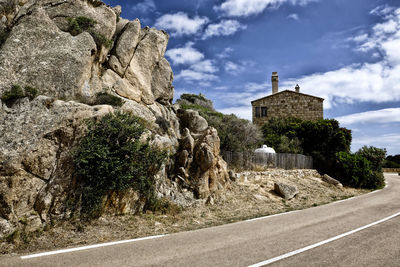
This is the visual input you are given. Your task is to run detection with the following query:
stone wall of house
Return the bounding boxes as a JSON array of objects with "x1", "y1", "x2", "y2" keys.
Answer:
[{"x1": 252, "y1": 90, "x2": 323, "y2": 125}]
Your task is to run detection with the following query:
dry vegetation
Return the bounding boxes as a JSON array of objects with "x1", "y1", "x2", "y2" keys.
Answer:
[{"x1": 0, "y1": 170, "x2": 369, "y2": 255}]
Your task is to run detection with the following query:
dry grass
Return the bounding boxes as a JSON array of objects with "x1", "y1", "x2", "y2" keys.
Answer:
[{"x1": 0, "y1": 171, "x2": 369, "y2": 255}]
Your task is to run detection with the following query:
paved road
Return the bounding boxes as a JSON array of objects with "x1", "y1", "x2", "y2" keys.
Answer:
[{"x1": 2, "y1": 173, "x2": 400, "y2": 267}]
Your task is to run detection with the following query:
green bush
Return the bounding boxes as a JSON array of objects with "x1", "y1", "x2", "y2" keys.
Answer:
[
  {"x1": 1, "y1": 84, "x2": 39, "y2": 106},
  {"x1": 333, "y1": 152, "x2": 385, "y2": 189},
  {"x1": 24, "y1": 86, "x2": 38, "y2": 100},
  {"x1": 177, "y1": 94, "x2": 262, "y2": 152},
  {"x1": 67, "y1": 16, "x2": 97, "y2": 35},
  {"x1": 383, "y1": 154, "x2": 400, "y2": 168},
  {"x1": 356, "y1": 146, "x2": 386, "y2": 171},
  {"x1": 1, "y1": 84, "x2": 24, "y2": 105},
  {"x1": 67, "y1": 16, "x2": 113, "y2": 48},
  {"x1": 261, "y1": 117, "x2": 352, "y2": 173},
  {"x1": 93, "y1": 92, "x2": 124, "y2": 107},
  {"x1": 74, "y1": 112, "x2": 167, "y2": 218},
  {"x1": 90, "y1": 31, "x2": 113, "y2": 49}
]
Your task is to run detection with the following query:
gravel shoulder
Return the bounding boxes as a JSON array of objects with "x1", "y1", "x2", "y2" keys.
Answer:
[{"x1": 0, "y1": 169, "x2": 369, "y2": 255}]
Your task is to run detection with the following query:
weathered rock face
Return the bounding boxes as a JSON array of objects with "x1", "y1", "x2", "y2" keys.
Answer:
[
  {"x1": 0, "y1": 0, "x2": 229, "y2": 236},
  {"x1": 274, "y1": 182, "x2": 298, "y2": 200}
]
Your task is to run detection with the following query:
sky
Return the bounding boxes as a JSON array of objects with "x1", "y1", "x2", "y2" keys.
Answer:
[{"x1": 104, "y1": 0, "x2": 400, "y2": 155}]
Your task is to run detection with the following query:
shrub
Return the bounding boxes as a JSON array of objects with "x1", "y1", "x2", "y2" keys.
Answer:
[
  {"x1": 67, "y1": 16, "x2": 97, "y2": 35},
  {"x1": 93, "y1": 92, "x2": 124, "y2": 107},
  {"x1": 90, "y1": 31, "x2": 113, "y2": 49},
  {"x1": 356, "y1": 146, "x2": 386, "y2": 172},
  {"x1": 1, "y1": 84, "x2": 39, "y2": 106},
  {"x1": 333, "y1": 152, "x2": 385, "y2": 189},
  {"x1": 1, "y1": 84, "x2": 24, "y2": 105},
  {"x1": 177, "y1": 94, "x2": 263, "y2": 152},
  {"x1": 261, "y1": 118, "x2": 352, "y2": 173},
  {"x1": 67, "y1": 16, "x2": 113, "y2": 48},
  {"x1": 74, "y1": 112, "x2": 167, "y2": 218},
  {"x1": 383, "y1": 154, "x2": 400, "y2": 168},
  {"x1": 24, "y1": 86, "x2": 38, "y2": 100}
]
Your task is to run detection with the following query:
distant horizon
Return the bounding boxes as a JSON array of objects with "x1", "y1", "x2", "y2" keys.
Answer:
[{"x1": 104, "y1": 0, "x2": 400, "y2": 155}]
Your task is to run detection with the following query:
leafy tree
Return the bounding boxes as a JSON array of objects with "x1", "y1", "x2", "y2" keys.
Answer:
[
  {"x1": 383, "y1": 154, "x2": 400, "y2": 168},
  {"x1": 333, "y1": 152, "x2": 385, "y2": 189},
  {"x1": 177, "y1": 94, "x2": 262, "y2": 152},
  {"x1": 74, "y1": 112, "x2": 167, "y2": 218}
]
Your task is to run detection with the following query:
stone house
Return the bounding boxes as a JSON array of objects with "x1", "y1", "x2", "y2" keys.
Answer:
[{"x1": 251, "y1": 72, "x2": 324, "y2": 126}]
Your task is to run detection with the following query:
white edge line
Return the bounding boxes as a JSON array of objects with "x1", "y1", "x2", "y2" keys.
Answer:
[
  {"x1": 21, "y1": 234, "x2": 166, "y2": 259},
  {"x1": 248, "y1": 211, "x2": 400, "y2": 267},
  {"x1": 246, "y1": 181, "x2": 389, "y2": 222}
]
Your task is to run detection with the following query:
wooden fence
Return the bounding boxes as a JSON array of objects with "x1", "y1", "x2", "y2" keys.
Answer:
[{"x1": 221, "y1": 151, "x2": 313, "y2": 170}]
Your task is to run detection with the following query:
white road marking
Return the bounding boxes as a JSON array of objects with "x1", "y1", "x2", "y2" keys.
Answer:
[
  {"x1": 248, "y1": 211, "x2": 400, "y2": 267},
  {"x1": 21, "y1": 234, "x2": 166, "y2": 259}
]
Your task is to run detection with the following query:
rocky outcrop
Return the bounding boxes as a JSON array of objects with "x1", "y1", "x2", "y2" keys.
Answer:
[
  {"x1": 274, "y1": 182, "x2": 298, "y2": 200},
  {"x1": 0, "y1": 0, "x2": 229, "y2": 236}
]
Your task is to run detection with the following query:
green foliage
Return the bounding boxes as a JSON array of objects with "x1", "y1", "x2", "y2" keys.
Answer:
[
  {"x1": 93, "y1": 92, "x2": 124, "y2": 107},
  {"x1": 90, "y1": 31, "x2": 113, "y2": 49},
  {"x1": 24, "y1": 86, "x2": 38, "y2": 100},
  {"x1": 180, "y1": 93, "x2": 208, "y2": 103},
  {"x1": 261, "y1": 118, "x2": 352, "y2": 172},
  {"x1": 67, "y1": 16, "x2": 113, "y2": 48},
  {"x1": 177, "y1": 94, "x2": 262, "y2": 152},
  {"x1": 68, "y1": 16, "x2": 97, "y2": 35},
  {"x1": 356, "y1": 146, "x2": 386, "y2": 171},
  {"x1": 74, "y1": 112, "x2": 167, "y2": 218},
  {"x1": 1, "y1": 84, "x2": 24, "y2": 104},
  {"x1": 277, "y1": 136, "x2": 303, "y2": 154},
  {"x1": 1, "y1": 84, "x2": 39, "y2": 106},
  {"x1": 383, "y1": 154, "x2": 400, "y2": 168},
  {"x1": 261, "y1": 117, "x2": 385, "y2": 189},
  {"x1": 333, "y1": 152, "x2": 385, "y2": 189}
]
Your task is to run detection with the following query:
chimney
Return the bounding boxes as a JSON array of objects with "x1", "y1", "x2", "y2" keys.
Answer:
[
  {"x1": 271, "y1": 72, "x2": 279, "y2": 94},
  {"x1": 295, "y1": 84, "x2": 300, "y2": 93}
]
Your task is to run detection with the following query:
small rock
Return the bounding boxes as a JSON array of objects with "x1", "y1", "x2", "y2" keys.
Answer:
[
  {"x1": 322, "y1": 174, "x2": 343, "y2": 188},
  {"x1": 274, "y1": 182, "x2": 298, "y2": 200},
  {"x1": 228, "y1": 170, "x2": 238, "y2": 182}
]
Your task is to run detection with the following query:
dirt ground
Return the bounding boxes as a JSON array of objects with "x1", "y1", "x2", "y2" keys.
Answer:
[{"x1": 0, "y1": 170, "x2": 369, "y2": 255}]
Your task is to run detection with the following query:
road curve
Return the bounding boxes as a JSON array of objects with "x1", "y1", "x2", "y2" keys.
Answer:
[{"x1": 2, "y1": 173, "x2": 400, "y2": 267}]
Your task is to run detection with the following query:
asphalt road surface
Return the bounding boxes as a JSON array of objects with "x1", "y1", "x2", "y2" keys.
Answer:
[{"x1": 2, "y1": 173, "x2": 399, "y2": 267}]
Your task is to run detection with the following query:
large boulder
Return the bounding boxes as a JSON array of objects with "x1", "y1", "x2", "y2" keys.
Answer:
[
  {"x1": 0, "y1": 7, "x2": 97, "y2": 99},
  {"x1": 0, "y1": 0, "x2": 230, "y2": 234},
  {"x1": 274, "y1": 182, "x2": 298, "y2": 200}
]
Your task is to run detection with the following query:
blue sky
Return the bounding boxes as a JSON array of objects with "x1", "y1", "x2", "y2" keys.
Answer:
[{"x1": 104, "y1": 0, "x2": 400, "y2": 155}]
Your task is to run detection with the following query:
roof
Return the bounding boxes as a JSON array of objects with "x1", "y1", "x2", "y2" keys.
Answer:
[{"x1": 251, "y1": 90, "x2": 324, "y2": 104}]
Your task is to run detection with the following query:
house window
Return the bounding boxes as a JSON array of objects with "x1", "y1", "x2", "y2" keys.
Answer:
[
  {"x1": 255, "y1": 107, "x2": 261, "y2": 118},
  {"x1": 261, "y1": 107, "x2": 268, "y2": 117}
]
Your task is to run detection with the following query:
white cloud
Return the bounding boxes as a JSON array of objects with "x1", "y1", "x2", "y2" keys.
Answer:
[
  {"x1": 370, "y1": 5, "x2": 395, "y2": 17},
  {"x1": 224, "y1": 60, "x2": 257, "y2": 75},
  {"x1": 336, "y1": 108, "x2": 400, "y2": 126},
  {"x1": 348, "y1": 33, "x2": 368, "y2": 43},
  {"x1": 202, "y1": 20, "x2": 247, "y2": 39},
  {"x1": 224, "y1": 61, "x2": 245, "y2": 75},
  {"x1": 350, "y1": 133, "x2": 400, "y2": 155},
  {"x1": 287, "y1": 13, "x2": 299, "y2": 20},
  {"x1": 214, "y1": 0, "x2": 317, "y2": 17},
  {"x1": 131, "y1": 0, "x2": 156, "y2": 13},
  {"x1": 175, "y1": 69, "x2": 218, "y2": 83},
  {"x1": 154, "y1": 12, "x2": 209, "y2": 36},
  {"x1": 281, "y1": 7, "x2": 400, "y2": 109},
  {"x1": 190, "y1": 60, "x2": 219, "y2": 73},
  {"x1": 217, "y1": 47, "x2": 234, "y2": 59},
  {"x1": 165, "y1": 42, "x2": 204, "y2": 65}
]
